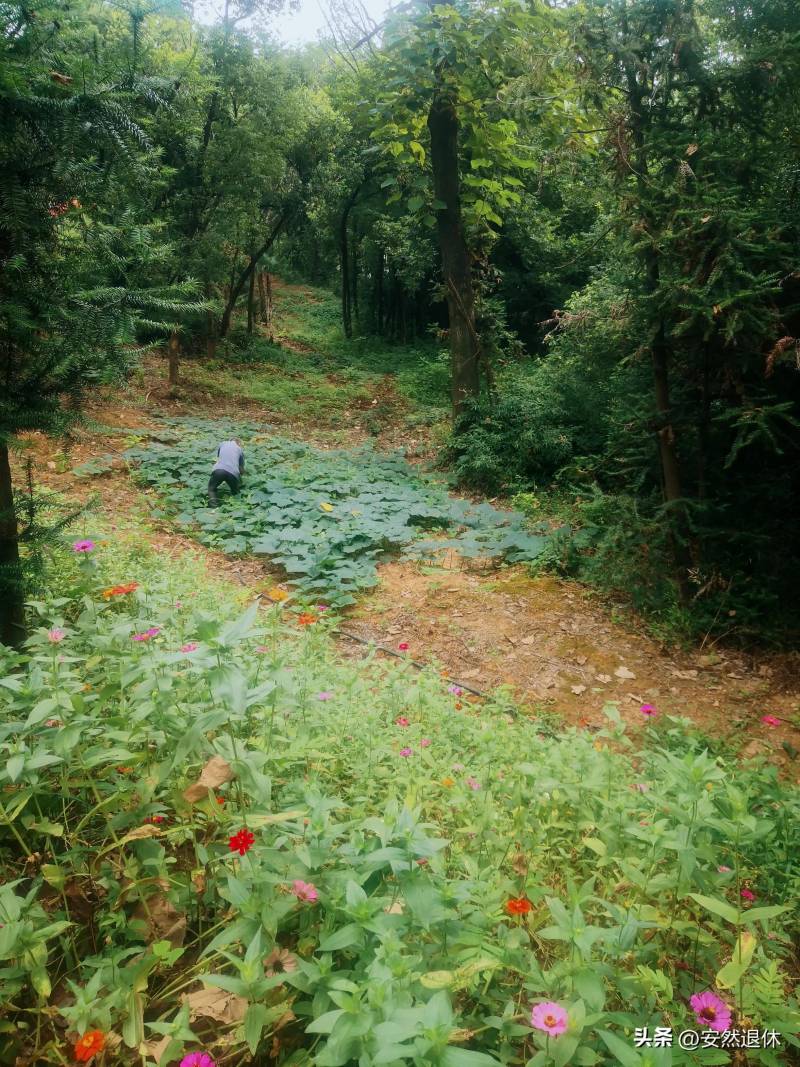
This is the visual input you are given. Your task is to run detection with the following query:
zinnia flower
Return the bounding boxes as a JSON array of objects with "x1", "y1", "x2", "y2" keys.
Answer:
[
  {"x1": 255, "y1": 645, "x2": 269, "y2": 653},
  {"x1": 297, "y1": 612, "x2": 316, "y2": 626},
  {"x1": 181, "y1": 642, "x2": 198, "y2": 653},
  {"x1": 441, "y1": 776, "x2": 454, "y2": 787},
  {"x1": 399, "y1": 747, "x2": 413, "y2": 758},
  {"x1": 316, "y1": 604, "x2": 329, "y2": 612},
  {"x1": 268, "y1": 587, "x2": 289, "y2": 602},
  {"x1": 145, "y1": 627, "x2": 160, "y2": 637},
  {"x1": 448, "y1": 684, "x2": 463, "y2": 696},
  {"x1": 761, "y1": 714, "x2": 781, "y2": 727},
  {"x1": 689, "y1": 990, "x2": 732, "y2": 1032},
  {"x1": 73, "y1": 1030, "x2": 106, "y2": 1061},
  {"x1": 180, "y1": 1054, "x2": 216, "y2": 1067},
  {"x1": 531, "y1": 1002, "x2": 568, "y2": 1036},
  {"x1": 228, "y1": 828, "x2": 255, "y2": 856},
  {"x1": 717, "y1": 865, "x2": 731, "y2": 873},
  {"x1": 48, "y1": 628, "x2": 66, "y2": 643},
  {"x1": 264, "y1": 947, "x2": 298, "y2": 976},
  {"x1": 397, "y1": 642, "x2": 409, "y2": 651},
  {"x1": 640, "y1": 704, "x2": 658, "y2": 717},
  {"x1": 467, "y1": 777, "x2": 481, "y2": 791},
  {"x1": 102, "y1": 581, "x2": 139, "y2": 599},
  {"x1": 505, "y1": 897, "x2": 532, "y2": 916},
  {"x1": 290, "y1": 879, "x2": 318, "y2": 903},
  {"x1": 316, "y1": 691, "x2": 333, "y2": 701},
  {"x1": 420, "y1": 738, "x2": 431, "y2": 748},
  {"x1": 395, "y1": 716, "x2": 410, "y2": 727},
  {"x1": 72, "y1": 540, "x2": 95, "y2": 554},
  {"x1": 741, "y1": 887, "x2": 756, "y2": 902}
]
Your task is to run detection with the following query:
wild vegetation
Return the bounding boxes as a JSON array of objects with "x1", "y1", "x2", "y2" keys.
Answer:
[{"x1": 1, "y1": 0, "x2": 800, "y2": 1064}]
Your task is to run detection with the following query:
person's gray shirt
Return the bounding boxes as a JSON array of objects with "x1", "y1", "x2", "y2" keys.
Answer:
[{"x1": 213, "y1": 441, "x2": 244, "y2": 477}]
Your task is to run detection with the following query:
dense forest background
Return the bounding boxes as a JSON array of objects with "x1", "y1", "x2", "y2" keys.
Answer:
[{"x1": 2, "y1": 0, "x2": 800, "y2": 647}]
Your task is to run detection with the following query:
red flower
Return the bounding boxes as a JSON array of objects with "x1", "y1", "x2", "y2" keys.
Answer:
[
  {"x1": 398, "y1": 642, "x2": 409, "y2": 651},
  {"x1": 505, "y1": 897, "x2": 533, "y2": 916},
  {"x1": 229, "y1": 828, "x2": 255, "y2": 856},
  {"x1": 74, "y1": 1030, "x2": 105, "y2": 1062},
  {"x1": 297, "y1": 612, "x2": 317, "y2": 626}
]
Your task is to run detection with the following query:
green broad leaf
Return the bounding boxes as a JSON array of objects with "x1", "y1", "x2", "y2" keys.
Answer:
[
  {"x1": 716, "y1": 931, "x2": 757, "y2": 988},
  {"x1": 552, "y1": 1035, "x2": 582, "y2": 1067},
  {"x1": 688, "y1": 893, "x2": 740, "y2": 924},
  {"x1": 244, "y1": 1002, "x2": 269, "y2": 1055},
  {"x1": 318, "y1": 923, "x2": 363, "y2": 952},
  {"x1": 6, "y1": 755, "x2": 25, "y2": 783},
  {"x1": 420, "y1": 970, "x2": 454, "y2": 989},
  {"x1": 738, "y1": 904, "x2": 790, "y2": 923},
  {"x1": 41, "y1": 864, "x2": 66, "y2": 890},
  {"x1": 408, "y1": 196, "x2": 425, "y2": 212},
  {"x1": 442, "y1": 1049, "x2": 501, "y2": 1067},
  {"x1": 305, "y1": 1008, "x2": 345, "y2": 1034},
  {"x1": 598, "y1": 1030, "x2": 643, "y2": 1067},
  {"x1": 122, "y1": 991, "x2": 145, "y2": 1047},
  {"x1": 583, "y1": 837, "x2": 606, "y2": 857}
]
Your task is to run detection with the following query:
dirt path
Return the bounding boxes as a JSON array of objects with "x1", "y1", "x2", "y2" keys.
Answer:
[{"x1": 14, "y1": 283, "x2": 800, "y2": 776}]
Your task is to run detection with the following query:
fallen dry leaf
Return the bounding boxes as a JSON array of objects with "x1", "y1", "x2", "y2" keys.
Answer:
[
  {"x1": 595, "y1": 673, "x2": 612, "y2": 684},
  {"x1": 183, "y1": 755, "x2": 234, "y2": 803},
  {"x1": 134, "y1": 892, "x2": 186, "y2": 948},
  {"x1": 614, "y1": 666, "x2": 636, "y2": 680},
  {"x1": 183, "y1": 986, "x2": 247, "y2": 1025},
  {"x1": 571, "y1": 685, "x2": 587, "y2": 696},
  {"x1": 120, "y1": 824, "x2": 163, "y2": 844}
]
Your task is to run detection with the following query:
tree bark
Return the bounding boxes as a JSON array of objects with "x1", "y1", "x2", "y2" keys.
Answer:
[
  {"x1": 427, "y1": 86, "x2": 480, "y2": 419},
  {"x1": 264, "y1": 272, "x2": 274, "y2": 342},
  {"x1": 340, "y1": 207, "x2": 352, "y2": 339},
  {"x1": 247, "y1": 269, "x2": 256, "y2": 334},
  {"x1": 0, "y1": 444, "x2": 26, "y2": 648},
  {"x1": 351, "y1": 234, "x2": 359, "y2": 325},
  {"x1": 375, "y1": 248, "x2": 384, "y2": 335},
  {"x1": 219, "y1": 213, "x2": 287, "y2": 338},
  {"x1": 167, "y1": 331, "x2": 180, "y2": 386}
]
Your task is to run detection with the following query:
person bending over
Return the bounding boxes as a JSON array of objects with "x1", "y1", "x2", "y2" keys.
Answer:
[{"x1": 208, "y1": 438, "x2": 244, "y2": 506}]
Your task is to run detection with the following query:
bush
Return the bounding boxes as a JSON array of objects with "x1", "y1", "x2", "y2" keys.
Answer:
[{"x1": 1, "y1": 534, "x2": 799, "y2": 1064}]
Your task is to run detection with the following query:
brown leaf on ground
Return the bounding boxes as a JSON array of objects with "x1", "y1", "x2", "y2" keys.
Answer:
[
  {"x1": 120, "y1": 824, "x2": 163, "y2": 843},
  {"x1": 133, "y1": 892, "x2": 186, "y2": 948},
  {"x1": 183, "y1": 755, "x2": 234, "y2": 803},
  {"x1": 183, "y1": 986, "x2": 248, "y2": 1025},
  {"x1": 614, "y1": 665, "x2": 636, "y2": 680}
]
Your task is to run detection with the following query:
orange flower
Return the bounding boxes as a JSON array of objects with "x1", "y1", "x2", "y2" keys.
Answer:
[
  {"x1": 74, "y1": 1030, "x2": 105, "y2": 1062},
  {"x1": 455, "y1": 701, "x2": 463, "y2": 710},
  {"x1": 441, "y1": 776, "x2": 455, "y2": 788},
  {"x1": 505, "y1": 897, "x2": 533, "y2": 916},
  {"x1": 102, "y1": 581, "x2": 139, "y2": 599},
  {"x1": 268, "y1": 586, "x2": 289, "y2": 602},
  {"x1": 297, "y1": 612, "x2": 317, "y2": 626}
]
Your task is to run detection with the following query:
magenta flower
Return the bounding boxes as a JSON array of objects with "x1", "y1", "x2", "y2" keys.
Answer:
[
  {"x1": 145, "y1": 627, "x2": 160, "y2": 637},
  {"x1": 181, "y1": 642, "x2": 198, "y2": 653},
  {"x1": 466, "y1": 777, "x2": 481, "y2": 791},
  {"x1": 180, "y1": 1053, "x2": 216, "y2": 1067},
  {"x1": 420, "y1": 738, "x2": 431, "y2": 748},
  {"x1": 531, "y1": 1001, "x2": 568, "y2": 1036},
  {"x1": 689, "y1": 990, "x2": 732, "y2": 1032},
  {"x1": 395, "y1": 716, "x2": 410, "y2": 727},
  {"x1": 316, "y1": 604, "x2": 329, "y2": 612},
  {"x1": 399, "y1": 747, "x2": 413, "y2": 758},
  {"x1": 448, "y1": 684, "x2": 463, "y2": 696},
  {"x1": 761, "y1": 714, "x2": 781, "y2": 727},
  {"x1": 640, "y1": 704, "x2": 658, "y2": 717},
  {"x1": 398, "y1": 642, "x2": 409, "y2": 651},
  {"x1": 174, "y1": 601, "x2": 183, "y2": 609},
  {"x1": 316, "y1": 691, "x2": 333, "y2": 701},
  {"x1": 47, "y1": 628, "x2": 66, "y2": 643},
  {"x1": 290, "y1": 879, "x2": 318, "y2": 903},
  {"x1": 72, "y1": 539, "x2": 95, "y2": 553},
  {"x1": 741, "y1": 887, "x2": 756, "y2": 902}
]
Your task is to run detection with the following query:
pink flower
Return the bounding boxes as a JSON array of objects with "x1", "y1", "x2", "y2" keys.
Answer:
[
  {"x1": 47, "y1": 628, "x2": 66, "y2": 643},
  {"x1": 761, "y1": 714, "x2": 781, "y2": 727},
  {"x1": 740, "y1": 887, "x2": 756, "y2": 903},
  {"x1": 399, "y1": 747, "x2": 413, "y2": 758},
  {"x1": 72, "y1": 539, "x2": 95, "y2": 553},
  {"x1": 416, "y1": 858, "x2": 429, "y2": 866},
  {"x1": 132, "y1": 628, "x2": 159, "y2": 642},
  {"x1": 717, "y1": 865, "x2": 731, "y2": 873},
  {"x1": 448, "y1": 684, "x2": 463, "y2": 696},
  {"x1": 45, "y1": 718, "x2": 62, "y2": 727},
  {"x1": 290, "y1": 879, "x2": 318, "y2": 903},
  {"x1": 420, "y1": 738, "x2": 431, "y2": 748},
  {"x1": 181, "y1": 642, "x2": 198, "y2": 653},
  {"x1": 180, "y1": 1053, "x2": 216, "y2": 1067},
  {"x1": 255, "y1": 645, "x2": 269, "y2": 653},
  {"x1": 466, "y1": 777, "x2": 481, "y2": 791},
  {"x1": 395, "y1": 716, "x2": 410, "y2": 727},
  {"x1": 689, "y1": 990, "x2": 732, "y2": 1032},
  {"x1": 632, "y1": 783, "x2": 648, "y2": 793},
  {"x1": 316, "y1": 691, "x2": 333, "y2": 701},
  {"x1": 398, "y1": 642, "x2": 409, "y2": 651},
  {"x1": 640, "y1": 704, "x2": 658, "y2": 717},
  {"x1": 145, "y1": 627, "x2": 160, "y2": 637},
  {"x1": 531, "y1": 1001, "x2": 568, "y2": 1036},
  {"x1": 316, "y1": 604, "x2": 329, "y2": 612},
  {"x1": 174, "y1": 601, "x2": 183, "y2": 609}
]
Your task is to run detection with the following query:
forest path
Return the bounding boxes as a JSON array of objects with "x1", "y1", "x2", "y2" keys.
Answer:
[{"x1": 16, "y1": 279, "x2": 800, "y2": 773}]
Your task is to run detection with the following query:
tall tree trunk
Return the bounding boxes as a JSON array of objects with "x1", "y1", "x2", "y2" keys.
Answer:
[
  {"x1": 206, "y1": 282, "x2": 217, "y2": 359},
  {"x1": 247, "y1": 269, "x2": 256, "y2": 335},
  {"x1": 351, "y1": 234, "x2": 359, "y2": 325},
  {"x1": 340, "y1": 208, "x2": 352, "y2": 339},
  {"x1": 375, "y1": 248, "x2": 384, "y2": 335},
  {"x1": 427, "y1": 87, "x2": 480, "y2": 419},
  {"x1": 0, "y1": 444, "x2": 25, "y2": 648},
  {"x1": 167, "y1": 331, "x2": 180, "y2": 386},
  {"x1": 219, "y1": 213, "x2": 287, "y2": 338},
  {"x1": 264, "y1": 272, "x2": 274, "y2": 342},
  {"x1": 257, "y1": 271, "x2": 268, "y2": 321}
]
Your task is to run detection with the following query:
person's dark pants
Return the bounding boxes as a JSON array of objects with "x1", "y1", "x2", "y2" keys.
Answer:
[{"x1": 208, "y1": 470, "x2": 240, "y2": 506}]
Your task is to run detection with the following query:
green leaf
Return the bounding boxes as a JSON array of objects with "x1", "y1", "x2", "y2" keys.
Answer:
[
  {"x1": 318, "y1": 923, "x2": 363, "y2": 951},
  {"x1": 688, "y1": 893, "x2": 740, "y2": 924},
  {"x1": 244, "y1": 1002, "x2": 269, "y2": 1055},
  {"x1": 716, "y1": 931, "x2": 757, "y2": 988},
  {"x1": 598, "y1": 1030, "x2": 643, "y2": 1067}
]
